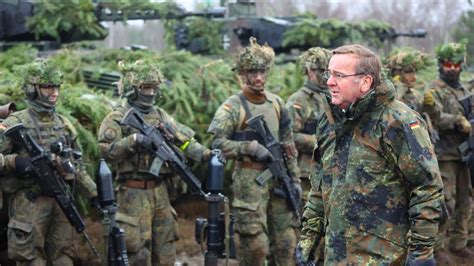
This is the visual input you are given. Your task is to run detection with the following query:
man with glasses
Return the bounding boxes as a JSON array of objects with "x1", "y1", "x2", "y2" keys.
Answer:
[
  {"x1": 208, "y1": 37, "x2": 301, "y2": 265},
  {"x1": 98, "y1": 60, "x2": 214, "y2": 265},
  {"x1": 422, "y1": 42, "x2": 474, "y2": 262},
  {"x1": 298, "y1": 44, "x2": 443, "y2": 265},
  {"x1": 0, "y1": 60, "x2": 98, "y2": 265}
]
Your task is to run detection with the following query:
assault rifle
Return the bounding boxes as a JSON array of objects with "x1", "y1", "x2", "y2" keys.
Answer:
[
  {"x1": 120, "y1": 108, "x2": 206, "y2": 196},
  {"x1": 246, "y1": 114, "x2": 301, "y2": 220},
  {"x1": 457, "y1": 94, "x2": 474, "y2": 187},
  {"x1": 97, "y1": 159, "x2": 129, "y2": 266},
  {"x1": 4, "y1": 124, "x2": 99, "y2": 256}
]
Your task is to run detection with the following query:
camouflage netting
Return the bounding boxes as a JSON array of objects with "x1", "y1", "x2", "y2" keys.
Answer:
[
  {"x1": 231, "y1": 37, "x2": 276, "y2": 72},
  {"x1": 435, "y1": 41, "x2": 468, "y2": 63},
  {"x1": 385, "y1": 47, "x2": 432, "y2": 74}
]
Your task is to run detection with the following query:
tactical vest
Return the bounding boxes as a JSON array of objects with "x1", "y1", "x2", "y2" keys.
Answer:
[
  {"x1": 231, "y1": 93, "x2": 282, "y2": 147},
  {"x1": 3, "y1": 109, "x2": 75, "y2": 193},
  {"x1": 114, "y1": 106, "x2": 177, "y2": 180}
]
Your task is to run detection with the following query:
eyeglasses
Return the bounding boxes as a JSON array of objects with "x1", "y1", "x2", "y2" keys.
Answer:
[{"x1": 323, "y1": 70, "x2": 366, "y2": 81}]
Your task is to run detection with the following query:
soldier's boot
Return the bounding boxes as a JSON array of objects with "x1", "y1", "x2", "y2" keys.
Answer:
[{"x1": 434, "y1": 248, "x2": 454, "y2": 266}]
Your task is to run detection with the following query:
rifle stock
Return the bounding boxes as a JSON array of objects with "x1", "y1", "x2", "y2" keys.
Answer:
[{"x1": 245, "y1": 114, "x2": 301, "y2": 220}]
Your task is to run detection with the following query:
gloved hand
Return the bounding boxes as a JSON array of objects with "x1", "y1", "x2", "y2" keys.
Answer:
[
  {"x1": 243, "y1": 140, "x2": 273, "y2": 162},
  {"x1": 202, "y1": 148, "x2": 226, "y2": 163},
  {"x1": 133, "y1": 133, "x2": 155, "y2": 152},
  {"x1": 405, "y1": 252, "x2": 435, "y2": 266},
  {"x1": 455, "y1": 116, "x2": 472, "y2": 134},
  {"x1": 423, "y1": 90, "x2": 435, "y2": 107},
  {"x1": 14, "y1": 156, "x2": 35, "y2": 176}
]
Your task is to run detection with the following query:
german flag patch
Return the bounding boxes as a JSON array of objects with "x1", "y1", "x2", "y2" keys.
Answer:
[
  {"x1": 223, "y1": 103, "x2": 232, "y2": 111},
  {"x1": 293, "y1": 102, "x2": 302, "y2": 109},
  {"x1": 409, "y1": 120, "x2": 420, "y2": 129}
]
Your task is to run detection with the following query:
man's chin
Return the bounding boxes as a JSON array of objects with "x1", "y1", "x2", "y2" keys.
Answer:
[{"x1": 249, "y1": 86, "x2": 265, "y2": 93}]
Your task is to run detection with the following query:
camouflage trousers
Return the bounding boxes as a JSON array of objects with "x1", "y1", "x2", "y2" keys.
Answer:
[
  {"x1": 436, "y1": 160, "x2": 472, "y2": 251},
  {"x1": 116, "y1": 181, "x2": 178, "y2": 266},
  {"x1": 301, "y1": 176, "x2": 311, "y2": 208},
  {"x1": 231, "y1": 167, "x2": 300, "y2": 266},
  {"x1": 7, "y1": 188, "x2": 79, "y2": 266}
]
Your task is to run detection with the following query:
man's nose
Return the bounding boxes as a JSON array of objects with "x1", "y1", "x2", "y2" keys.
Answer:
[{"x1": 327, "y1": 75, "x2": 336, "y2": 87}]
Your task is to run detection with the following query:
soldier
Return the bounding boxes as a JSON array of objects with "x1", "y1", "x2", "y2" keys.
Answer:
[
  {"x1": 385, "y1": 47, "x2": 430, "y2": 111},
  {"x1": 298, "y1": 44, "x2": 443, "y2": 264},
  {"x1": 207, "y1": 37, "x2": 301, "y2": 265},
  {"x1": 0, "y1": 60, "x2": 98, "y2": 265},
  {"x1": 422, "y1": 42, "x2": 474, "y2": 261},
  {"x1": 98, "y1": 59, "x2": 213, "y2": 265},
  {"x1": 286, "y1": 47, "x2": 331, "y2": 204}
]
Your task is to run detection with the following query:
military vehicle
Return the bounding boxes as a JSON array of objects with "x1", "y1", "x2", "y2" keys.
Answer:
[{"x1": 1, "y1": 0, "x2": 426, "y2": 54}]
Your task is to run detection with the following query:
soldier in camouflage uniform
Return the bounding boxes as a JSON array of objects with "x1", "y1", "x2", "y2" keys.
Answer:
[
  {"x1": 98, "y1": 60, "x2": 213, "y2": 266},
  {"x1": 286, "y1": 47, "x2": 331, "y2": 205},
  {"x1": 207, "y1": 37, "x2": 301, "y2": 265},
  {"x1": 298, "y1": 44, "x2": 443, "y2": 264},
  {"x1": 385, "y1": 47, "x2": 430, "y2": 112},
  {"x1": 0, "y1": 60, "x2": 98, "y2": 265},
  {"x1": 422, "y1": 42, "x2": 474, "y2": 260}
]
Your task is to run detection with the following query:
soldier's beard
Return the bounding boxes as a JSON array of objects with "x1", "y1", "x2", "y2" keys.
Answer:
[{"x1": 440, "y1": 69, "x2": 461, "y2": 87}]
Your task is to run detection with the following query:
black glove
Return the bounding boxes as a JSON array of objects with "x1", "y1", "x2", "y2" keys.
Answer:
[
  {"x1": 14, "y1": 156, "x2": 35, "y2": 176},
  {"x1": 134, "y1": 133, "x2": 155, "y2": 152}
]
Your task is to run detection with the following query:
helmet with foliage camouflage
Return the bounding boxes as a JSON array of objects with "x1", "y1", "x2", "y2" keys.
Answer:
[
  {"x1": 118, "y1": 59, "x2": 165, "y2": 108},
  {"x1": 119, "y1": 59, "x2": 165, "y2": 94},
  {"x1": 299, "y1": 47, "x2": 331, "y2": 74},
  {"x1": 14, "y1": 59, "x2": 63, "y2": 110},
  {"x1": 385, "y1": 47, "x2": 430, "y2": 74},
  {"x1": 17, "y1": 59, "x2": 63, "y2": 88},
  {"x1": 435, "y1": 41, "x2": 467, "y2": 64},
  {"x1": 231, "y1": 37, "x2": 275, "y2": 73}
]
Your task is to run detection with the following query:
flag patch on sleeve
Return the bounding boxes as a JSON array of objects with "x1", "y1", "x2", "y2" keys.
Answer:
[
  {"x1": 293, "y1": 102, "x2": 302, "y2": 109},
  {"x1": 409, "y1": 121, "x2": 420, "y2": 129}
]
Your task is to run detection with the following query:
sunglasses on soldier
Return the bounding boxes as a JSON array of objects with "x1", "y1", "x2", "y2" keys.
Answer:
[{"x1": 442, "y1": 61, "x2": 461, "y2": 69}]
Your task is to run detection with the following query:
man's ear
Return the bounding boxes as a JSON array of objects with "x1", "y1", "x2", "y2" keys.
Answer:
[{"x1": 360, "y1": 75, "x2": 374, "y2": 93}]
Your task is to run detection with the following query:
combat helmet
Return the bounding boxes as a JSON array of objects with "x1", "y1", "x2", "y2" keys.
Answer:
[
  {"x1": 15, "y1": 59, "x2": 63, "y2": 110},
  {"x1": 299, "y1": 47, "x2": 331, "y2": 74},
  {"x1": 435, "y1": 41, "x2": 467, "y2": 64},
  {"x1": 118, "y1": 59, "x2": 165, "y2": 108},
  {"x1": 385, "y1": 47, "x2": 430, "y2": 75},
  {"x1": 231, "y1": 37, "x2": 275, "y2": 73}
]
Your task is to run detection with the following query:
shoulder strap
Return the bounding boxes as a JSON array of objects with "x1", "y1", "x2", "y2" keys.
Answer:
[{"x1": 238, "y1": 93, "x2": 252, "y2": 119}]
